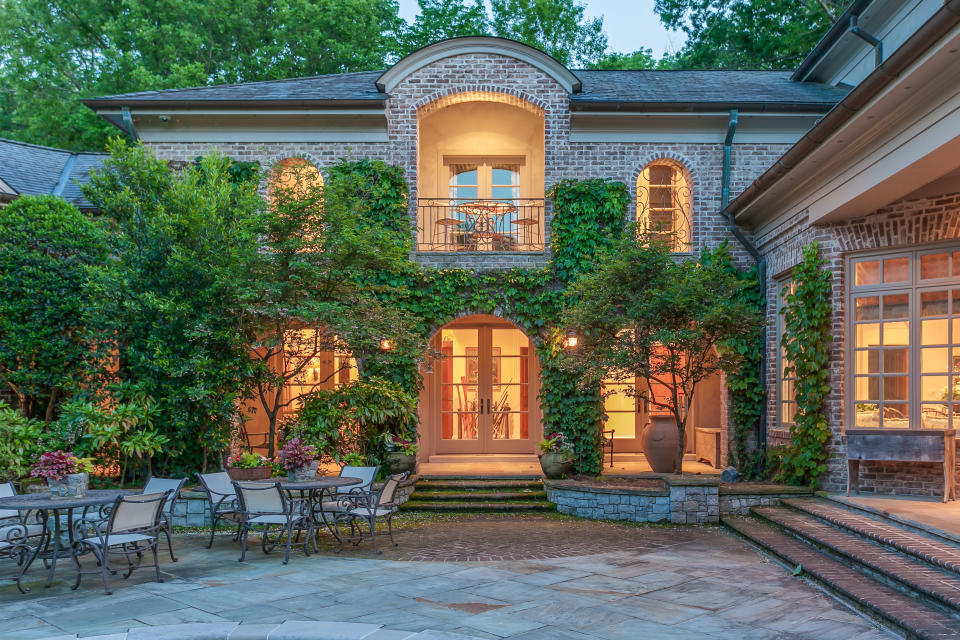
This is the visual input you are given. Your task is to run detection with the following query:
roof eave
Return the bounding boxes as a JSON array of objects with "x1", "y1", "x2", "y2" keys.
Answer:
[
  {"x1": 81, "y1": 98, "x2": 387, "y2": 110},
  {"x1": 569, "y1": 101, "x2": 838, "y2": 113}
]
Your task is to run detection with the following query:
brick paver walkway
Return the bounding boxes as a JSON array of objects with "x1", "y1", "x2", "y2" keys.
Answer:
[{"x1": 0, "y1": 517, "x2": 890, "y2": 639}]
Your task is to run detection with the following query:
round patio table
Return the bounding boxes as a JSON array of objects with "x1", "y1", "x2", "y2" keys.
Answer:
[
  {"x1": 278, "y1": 477, "x2": 363, "y2": 544},
  {"x1": 0, "y1": 489, "x2": 135, "y2": 589}
]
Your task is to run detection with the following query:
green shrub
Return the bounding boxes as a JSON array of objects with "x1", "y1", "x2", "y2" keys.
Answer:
[{"x1": 0, "y1": 402, "x2": 44, "y2": 481}]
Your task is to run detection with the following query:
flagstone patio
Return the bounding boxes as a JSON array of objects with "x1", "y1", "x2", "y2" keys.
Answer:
[{"x1": 0, "y1": 516, "x2": 891, "y2": 639}]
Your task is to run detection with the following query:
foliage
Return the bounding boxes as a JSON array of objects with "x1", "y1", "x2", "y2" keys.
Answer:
[
  {"x1": 489, "y1": 0, "x2": 607, "y2": 67},
  {"x1": 590, "y1": 49, "x2": 657, "y2": 70},
  {"x1": 0, "y1": 403, "x2": 45, "y2": 481},
  {"x1": 708, "y1": 254, "x2": 766, "y2": 479},
  {"x1": 30, "y1": 450, "x2": 83, "y2": 482},
  {"x1": 289, "y1": 377, "x2": 419, "y2": 466},
  {"x1": 548, "y1": 179, "x2": 629, "y2": 282},
  {"x1": 0, "y1": 0, "x2": 403, "y2": 150},
  {"x1": 561, "y1": 237, "x2": 763, "y2": 473},
  {"x1": 277, "y1": 437, "x2": 318, "y2": 471},
  {"x1": 0, "y1": 195, "x2": 109, "y2": 421},
  {"x1": 655, "y1": 0, "x2": 852, "y2": 70},
  {"x1": 778, "y1": 242, "x2": 833, "y2": 488},
  {"x1": 82, "y1": 140, "x2": 263, "y2": 474},
  {"x1": 401, "y1": 0, "x2": 489, "y2": 53},
  {"x1": 384, "y1": 433, "x2": 419, "y2": 455},
  {"x1": 226, "y1": 451, "x2": 270, "y2": 469},
  {"x1": 242, "y1": 157, "x2": 416, "y2": 457},
  {"x1": 537, "y1": 431, "x2": 575, "y2": 462}
]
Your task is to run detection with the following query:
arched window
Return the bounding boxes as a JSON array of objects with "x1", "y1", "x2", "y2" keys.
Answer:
[
  {"x1": 269, "y1": 157, "x2": 323, "y2": 200},
  {"x1": 636, "y1": 160, "x2": 692, "y2": 252}
]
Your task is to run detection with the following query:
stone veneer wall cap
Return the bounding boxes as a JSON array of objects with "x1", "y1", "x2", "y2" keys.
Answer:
[
  {"x1": 663, "y1": 475, "x2": 722, "y2": 487},
  {"x1": 543, "y1": 480, "x2": 669, "y2": 496}
]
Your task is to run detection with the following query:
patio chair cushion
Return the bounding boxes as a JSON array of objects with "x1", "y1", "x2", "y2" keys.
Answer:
[
  {"x1": 0, "y1": 523, "x2": 44, "y2": 540},
  {"x1": 247, "y1": 514, "x2": 294, "y2": 525},
  {"x1": 347, "y1": 507, "x2": 394, "y2": 518},
  {"x1": 82, "y1": 532, "x2": 154, "y2": 547},
  {"x1": 319, "y1": 501, "x2": 347, "y2": 512}
]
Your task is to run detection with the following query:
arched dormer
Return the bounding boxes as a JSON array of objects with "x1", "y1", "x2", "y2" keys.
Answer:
[{"x1": 376, "y1": 37, "x2": 582, "y2": 94}]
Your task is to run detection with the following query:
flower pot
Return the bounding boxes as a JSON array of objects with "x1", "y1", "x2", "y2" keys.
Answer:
[
  {"x1": 288, "y1": 460, "x2": 319, "y2": 482},
  {"x1": 228, "y1": 466, "x2": 272, "y2": 481},
  {"x1": 539, "y1": 451, "x2": 573, "y2": 479},
  {"x1": 641, "y1": 415, "x2": 678, "y2": 473},
  {"x1": 386, "y1": 452, "x2": 417, "y2": 475},
  {"x1": 48, "y1": 472, "x2": 88, "y2": 499}
]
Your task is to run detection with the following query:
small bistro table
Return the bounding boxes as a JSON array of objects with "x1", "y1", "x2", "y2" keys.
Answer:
[
  {"x1": 0, "y1": 489, "x2": 135, "y2": 588},
  {"x1": 278, "y1": 477, "x2": 363, "y2": 542}
]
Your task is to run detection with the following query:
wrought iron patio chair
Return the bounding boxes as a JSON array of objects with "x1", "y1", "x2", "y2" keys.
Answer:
[
  {"x1": 602, "y1": 429, "x2": 615, "y2": 468},
  {"x1": 318, "y1": 465, "x2": 379, "y2": 515},
  {"x1": 233, "y1": 480, "x2": 313, "y2": 564},
  {"x1": 143, "y1": 476, "x2": 186, "y2": 562},
  {"x1": 70, "y1": 491, "x2": 171, "y2": 595},
  {"x1": 196, "y1": 471, "x2": 242, "y2": 549},
  {"x1": 0, "y1": 482, "x2": 46, "y2": 593},
  {"x1": 333, "y1": 472, "x2": 408, "y2": 555}
]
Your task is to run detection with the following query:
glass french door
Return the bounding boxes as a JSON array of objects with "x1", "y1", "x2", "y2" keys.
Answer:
[
  {"x1": 602, "y1": 375, "x2": 650, "y2": 453},
  {"x1": 437, "y1": 324, "x2": 532, "y2": 453}
]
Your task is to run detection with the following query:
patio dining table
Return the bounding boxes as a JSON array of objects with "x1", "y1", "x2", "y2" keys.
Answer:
[
  {"x1": 0, "y1": 489, "x2": 135, "y2": 589},
  {"x1": 278, "y1": 477, "x2": 362, "y2": 543}
]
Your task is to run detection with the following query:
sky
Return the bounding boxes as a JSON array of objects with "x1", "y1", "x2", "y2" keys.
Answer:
[{"x1": 395, "y1": 0, "x2": 687, "y2": 59}]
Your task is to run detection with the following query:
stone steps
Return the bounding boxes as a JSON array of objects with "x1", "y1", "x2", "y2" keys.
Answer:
[
  {"x1": 725, "y1": 516, "x2": 960, "y2": 639},
  {"x1": 403, "y1": 477, "x2": 554, "y2": 512}
]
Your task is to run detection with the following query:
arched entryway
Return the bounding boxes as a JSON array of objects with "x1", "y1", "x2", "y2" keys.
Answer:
[{"x1": 419, "y1": 314, "x2": 543, "y2": 459}]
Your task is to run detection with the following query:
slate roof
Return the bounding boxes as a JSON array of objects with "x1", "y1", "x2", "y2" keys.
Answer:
[
  {"x1": 84, "y1": 69, "x2": 847, "y2": 112},
  {"x1": 0, "y1": 138, "x2": 107, "y2": 209}
]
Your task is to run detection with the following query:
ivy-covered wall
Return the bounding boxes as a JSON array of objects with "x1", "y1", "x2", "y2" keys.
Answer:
[{"x1": 332, "y1": 159, "x2": 761, "y2": 476}]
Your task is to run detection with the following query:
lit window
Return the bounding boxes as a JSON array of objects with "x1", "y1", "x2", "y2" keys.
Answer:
[
  {"x1": 777, "y1": 278, "x2": 797, "y2": 427},
  {"x1": 849, "y1": 247, "x2": 960, "y2": 428},
  {"x1": 637, "y1": 160, "x2": 692, "y2": 252}
]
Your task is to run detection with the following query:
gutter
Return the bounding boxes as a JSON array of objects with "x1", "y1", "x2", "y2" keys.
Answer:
[
  {"x1": 568, "y1": 101, "x2": 836, "y2": 114},
  {"x1": 724, "y1": 0, "x2": 960, "y2": 223},
  {"x1": 793, "y1": 0, "x2": 875, "y2": 81},
  {"x1": 81, "y1": 98, "x2": 387, "y2": 110},
  {"x1": 718, "y1": 109, "x2": 769, "y2": 461}
]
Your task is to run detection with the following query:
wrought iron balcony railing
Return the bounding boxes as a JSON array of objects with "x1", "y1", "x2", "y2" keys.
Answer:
[{"x1": 417, "y1": 198, "x2": 545, "y2": 252}]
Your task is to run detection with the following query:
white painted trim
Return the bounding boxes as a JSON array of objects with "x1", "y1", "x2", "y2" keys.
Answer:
[
  {"x1": 98, "y1": 108, "x2": 386, "y2": 117},
  {"x1": 570, "y1": 113, "x2": 818, "y2": 144},
  {"x1": 0, "y1": 176, "x2": 16, "y2": 195},
  {"x1": 376, "y1": 37, "x2": 581, "y2": 93},
  {"x1": 131, "y1": 113, "x2": 389, "y2": 143}
]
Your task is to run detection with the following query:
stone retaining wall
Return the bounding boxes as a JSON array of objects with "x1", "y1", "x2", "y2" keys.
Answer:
[
  {"x1": 170, "y1": 475, "x2": 418, "y2": 528},
  {"x1": 545, "y1": 478, "x2": 813, "y2": 525}
]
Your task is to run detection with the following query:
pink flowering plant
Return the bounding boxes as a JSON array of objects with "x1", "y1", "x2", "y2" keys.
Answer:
[
  {"x1": 537, "y1": 432, "x2": 575, "y2": 462},
  {"x1": 277, "y1": 438, "x2": 318, "y2": 471},
  {"x1": 30, "y1": 450, "x2": 89, "y2": 482},
  {"x1": 226, "y1": 451, "x2": 270, "y2": 469}
]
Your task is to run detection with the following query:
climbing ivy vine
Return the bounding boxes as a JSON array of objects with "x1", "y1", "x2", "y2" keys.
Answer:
[{"x1": 778, "y1": 242, "x2": 833, "y2": 488}]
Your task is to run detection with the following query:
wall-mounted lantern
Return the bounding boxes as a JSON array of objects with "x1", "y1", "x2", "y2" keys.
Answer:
[
  {"x1": 563, "y1": 330, "x2": 579, "y2": 349},
  {"x1": 379, "y1": 338, "x2": 395, "y2": 351}
]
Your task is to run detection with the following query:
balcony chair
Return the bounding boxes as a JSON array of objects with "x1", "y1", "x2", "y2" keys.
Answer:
[
  {"x1": 232, "y1": 480, "x2": 313, "y2": 564},
  {"x1": 70, "y1": 491, "x2": 171, "y2": 595},
  {"x1": 333, "y1": 472, "x2": 408, "y2": 554},
  {"x1": 196, "y1": 471, "x2": 242, "y2": 549},
  {"x1": 143, "y1": 476, "x2": 187, "y2": 562}
]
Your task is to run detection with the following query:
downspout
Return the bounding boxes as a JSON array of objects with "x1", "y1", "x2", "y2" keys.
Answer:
[
  {"x1": 719, "y1": 109, "x2": 769, "y2": 461},
  {"x1": 121, "y1": 106, "x2": 139, "y2": 140}
]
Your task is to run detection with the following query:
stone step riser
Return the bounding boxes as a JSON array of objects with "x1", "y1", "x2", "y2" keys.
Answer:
[
  {"x1": 415, "y1": 481, "x2": 545, "y2": 490},
  {"x1": 412, "y1": 491, "x2": 548, "y2": 501},
  {"x1": 400, "y1": 503, "x2": 555, "y2": 512},
  {"x1": 782, "y1": 498, "x2": 960, "y2": 579},
  {"x1": 724, "y1": 517, "x2": 960, "y2": 640},
  {"x1": 751, "y1": 506, "x2": 960, "y2": 617}
]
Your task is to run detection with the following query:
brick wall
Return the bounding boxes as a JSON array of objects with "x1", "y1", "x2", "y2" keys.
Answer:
[{"x1": 758, "y1": 192, "x2": 960, "y2": 496}]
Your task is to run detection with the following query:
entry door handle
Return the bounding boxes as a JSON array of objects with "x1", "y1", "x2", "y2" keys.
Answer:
[{"x1": 486, "y1": 398, "x2": 492, "y2": 414}]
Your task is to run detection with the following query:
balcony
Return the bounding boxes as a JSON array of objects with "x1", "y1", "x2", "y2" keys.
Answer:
[{"x1": 417, "y1": 198, "x2": 545, "y2": 252}]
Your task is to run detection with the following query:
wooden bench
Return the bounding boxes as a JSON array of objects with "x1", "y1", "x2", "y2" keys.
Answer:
[
  {"x1": 846, "y1": 428, "x2": 956, "y2": 503},
  {"x1": 695, "y1": 427, "x2": 722, "y2": 470}
]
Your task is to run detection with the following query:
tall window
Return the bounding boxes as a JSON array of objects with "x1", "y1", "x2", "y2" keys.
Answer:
[
  {"x1": 636, "y1": 160, "x2": 692, "y2": 252},
  {"x1": 849, "y1": 246, "x2": 960, "y2": 428},
  {"x1": 777, "y1": 278, "x2": 797, "y2": 427}
]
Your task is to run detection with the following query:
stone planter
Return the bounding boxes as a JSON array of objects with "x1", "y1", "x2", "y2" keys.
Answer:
[
  {"x1": 287, "y1": 460, "x2": 319, "y2": 482},
  {"x1": 228, "y1": 466, "x2": 272, "y2": 481},
  {"x1": 48, "y1": 472, "x2": 88, "y2": 499},
  {"x1": 641, "y1": 415, "x2": 678, "y2": 473},
  {"x1": 385, "y1": 452, "x2": 417, "y2": 474},
  {"x1": 539, "y1": 452, "x2": 573, "y2": 479}
]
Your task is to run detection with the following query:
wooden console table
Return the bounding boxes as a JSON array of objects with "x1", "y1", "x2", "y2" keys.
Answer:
[
  {"x1": 846, "y1": 428, "x2": 956, "y2": 503},
  {"x1": 695, "y1": 427, "x2": 722, "y2": 469}
]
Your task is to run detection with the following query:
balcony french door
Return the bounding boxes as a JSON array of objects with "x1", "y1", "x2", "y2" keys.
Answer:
[{"x1": 437, "y1": 323, "x2": 532, "y2": 453}]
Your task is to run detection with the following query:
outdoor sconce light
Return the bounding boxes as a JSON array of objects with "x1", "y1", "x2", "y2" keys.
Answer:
[
  {"x1": 379, "y1": 338, "x2": 394, "y2": 351},
  {"x1": 563, "y1": 331, "x2": 579, "y2": 349}
]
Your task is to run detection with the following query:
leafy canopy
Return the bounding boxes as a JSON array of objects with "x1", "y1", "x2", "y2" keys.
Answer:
[
  {"x1": 0, "y1": 195, "x2": 109, "y2": 421},
  {"x1": 655, "y1": 0, "x2": 852, "y2": 69}
]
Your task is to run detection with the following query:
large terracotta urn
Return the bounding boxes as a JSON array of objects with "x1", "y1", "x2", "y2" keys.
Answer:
[{"x1": 641, "y1": 415, "x2": 678, "y2": 473}]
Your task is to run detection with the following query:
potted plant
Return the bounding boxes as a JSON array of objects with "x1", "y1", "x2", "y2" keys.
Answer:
[
  {"x1": 538, "y1": 432, "x2": 575, "y2": 479},
  {"x1": 31, "y1": 450, "x2": 93, "y2": 498},
  {"x1": 277, "y1": 437, "x2": 319, "y2": 482},
  {"x1": 226, "y1": 451, "x2": 272, "y2": 481},
  {"x1": 383, "y1": 433, "x2": 418, "y2": 474}
]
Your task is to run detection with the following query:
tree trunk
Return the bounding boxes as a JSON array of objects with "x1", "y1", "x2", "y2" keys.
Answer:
[
  {"x1": 675, "y1": 418, "x2": 685, "y2": 475},
  {"x1": 44, "y1": 387, "x2": 59, "y2": 423}
]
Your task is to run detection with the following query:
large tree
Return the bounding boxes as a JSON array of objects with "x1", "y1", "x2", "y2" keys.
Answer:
[
  {"x1": 0, "y1": 195, "x2": 109, "y2": 421},
  {"x1": 401, "y1": 0, "x2": 489, "y2": 53},
  {"x1": 0, "y1": 0, "x2": 403, "y2": 150},
  {"x1": 81, "y1": 140, "x2": 264, "y2": 472},
  {"x1": 489, "y1": 0, "x2": 607, "y2": 67},
  {"x1": 655, "y1": 0, "x2": 852, "y2": 70}
]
